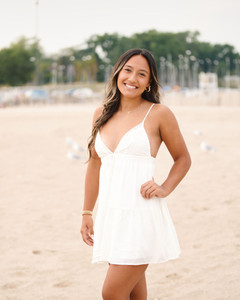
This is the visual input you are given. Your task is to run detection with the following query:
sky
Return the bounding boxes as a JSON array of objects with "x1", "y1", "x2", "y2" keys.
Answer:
[{"x1": 0, "y1": 0, "x2": 240, "y2": 55}]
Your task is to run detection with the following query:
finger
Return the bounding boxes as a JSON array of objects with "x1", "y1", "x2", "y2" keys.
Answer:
[
  {"x1": 84, "y1": 238, "x2": 93, "y2": 246},
  {"x1": 141, "y1": 179, "x2": 154, "y2": 189},
  {"x1": 86, "y1": 226, "x2": 94, "y2": 240},
  {"x1": 141, "y1": 181, "x2": 153, "y2": 194},
  {"x1": 150, "y1": 189, "x2": 158, "y2": 198},
  {"x1": 145, "y1": 186, "x2": 156, "y2": 199},
  {"x1": 86, "y1": 234, "x2": 94, "y2": 246},
  {"x1": 89, "y1": 226, "x2": 94, "y2": 236},
  {"x1": 141, "y1": 180, "x2": 156, "y2": 193},
  {"x1": 81, "y1": 228, "x2": 94, "y2": 246},
  {"x1": 141, "y1": 184, "x2": 155, "y2": 198},
  {"x1": 83, "y1": 232, "x2": 94, "y2": 246},
  {"x1": 141, "y1": 186, "x2": 149, "y2": 198}
]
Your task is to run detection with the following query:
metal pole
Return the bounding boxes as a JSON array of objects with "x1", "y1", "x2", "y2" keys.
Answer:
[
  {"x1": 35, "y1": 0, "x2": 40, "y2": 85},
  {"x1": 225, "y1": 57, "x2": 230, "y2": 88},
  {"x1": 167, "y1": 54, "x2": 172, "y2": 87},
  {"x1": 159, "y1": 57, "x2": 166, "y2": 87},
  {"x1": 178, "y1": 55, "x2": 184, "y2": 89}
]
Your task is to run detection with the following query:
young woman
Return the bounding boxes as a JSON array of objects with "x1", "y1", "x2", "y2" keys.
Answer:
[{"x1": 80, "y1": 48, "x2": 191, "y2": 300}]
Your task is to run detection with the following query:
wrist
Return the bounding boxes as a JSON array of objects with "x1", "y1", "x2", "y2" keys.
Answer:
[{"x1": 159, "y1": 185, "x2": 171, "y2": 197}]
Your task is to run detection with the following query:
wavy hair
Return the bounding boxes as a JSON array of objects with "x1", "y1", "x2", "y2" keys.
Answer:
[{"x1": 88, "y1": 48, "x2": 161, "y2": 158}]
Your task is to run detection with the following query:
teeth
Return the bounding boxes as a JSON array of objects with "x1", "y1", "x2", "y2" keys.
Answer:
[{"x1": 125, "y1": 84, "x2": 136, "y2": 89}]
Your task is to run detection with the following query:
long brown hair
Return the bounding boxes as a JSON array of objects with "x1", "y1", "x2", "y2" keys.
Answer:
[{"x1": 88, "y1": 48, "x2": 161, "y2": 158}]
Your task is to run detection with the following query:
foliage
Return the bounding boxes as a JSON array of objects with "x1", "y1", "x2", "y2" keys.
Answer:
[
  {"x1": 74, "y1": 30, "x2": 240, "y2": 82},
  {"x1": 0, "y1": 37, "x2": 38, "y2": 86},
  {"x1": 0, "y1": 31, "x2": 239, "y2": 86}
]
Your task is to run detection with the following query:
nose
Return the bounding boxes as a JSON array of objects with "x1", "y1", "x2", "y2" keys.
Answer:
[{"x1": 128, "y1": 71, "x2": 137, "y2": 82}]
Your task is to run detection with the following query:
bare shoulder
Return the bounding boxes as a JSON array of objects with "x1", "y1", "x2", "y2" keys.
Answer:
[{"x1": 152, "y1": 103, "x2": 177, "y2": 123}]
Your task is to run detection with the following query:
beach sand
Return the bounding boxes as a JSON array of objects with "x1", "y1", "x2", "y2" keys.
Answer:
[{"x1": 0, "y1": 101, "x2": 239, "y2": 300}]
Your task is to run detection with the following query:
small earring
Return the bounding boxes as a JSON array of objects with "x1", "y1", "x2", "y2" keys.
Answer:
[{"x1": 145, "y1": 86, "x2": 151, "y2": 92}]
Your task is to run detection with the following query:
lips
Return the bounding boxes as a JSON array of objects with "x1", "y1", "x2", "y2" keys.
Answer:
[{"x1": 124, "y1": 83, "x2": 137, "y2": 89}]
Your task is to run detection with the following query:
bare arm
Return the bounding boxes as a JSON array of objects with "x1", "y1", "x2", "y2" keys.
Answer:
[
  {"x1": 141, "y1": 105, "x2": 191, "y2": 199},
  {"x1": 83, "y1": 152, "x2": 101, "y2": 211},
  {"x1": 80, "y1": 107, "x2": 103, "y2": 246}
]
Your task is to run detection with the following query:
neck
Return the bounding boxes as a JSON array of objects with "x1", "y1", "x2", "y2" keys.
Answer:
[{"x1": 119, "y1": 96, "x2": 144, "y2": 113}]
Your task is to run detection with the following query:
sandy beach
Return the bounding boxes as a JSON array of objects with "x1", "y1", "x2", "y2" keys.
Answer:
[{"x1": 0, "y1": 100, "x2": 240, "y2": 300}]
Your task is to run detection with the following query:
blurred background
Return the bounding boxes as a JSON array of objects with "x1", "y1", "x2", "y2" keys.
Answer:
[{"x1": 0, "y1": 0, "x2": 240, "y2": 106}]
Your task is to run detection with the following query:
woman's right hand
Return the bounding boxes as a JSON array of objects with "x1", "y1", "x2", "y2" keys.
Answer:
[{"x1": 80, "y1": 215, "x2": 94, "y2": 246}]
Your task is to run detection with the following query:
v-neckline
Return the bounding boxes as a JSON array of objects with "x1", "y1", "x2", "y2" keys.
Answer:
[{"x1": 99, "y1": 122, "x2": 143, "y2": 154}]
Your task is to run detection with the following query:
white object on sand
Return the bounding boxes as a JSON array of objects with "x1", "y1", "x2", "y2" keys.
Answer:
[
  {"x1": 200, "y1": 141, "x2": 215, "y2": 153},
  {"x1": 193, "y1": 129, "x2": 202, "y2": 136},
  {"x1": 72, "y1": 142, "x2": 84, "y2": 152},
  {"x1": 67, "y1": 151, "x2": 81, "y2": 160},
  {"x1": 66, "y1": 136, "x2": 84, "y2": 152},
  {"x1": 66, "y1": 136, "x2": 73, "y2": 145}
]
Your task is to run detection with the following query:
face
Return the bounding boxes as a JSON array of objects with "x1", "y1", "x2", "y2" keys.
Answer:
[{"x1": 117, "y1": 55, "x2": 151, "y2": 99}]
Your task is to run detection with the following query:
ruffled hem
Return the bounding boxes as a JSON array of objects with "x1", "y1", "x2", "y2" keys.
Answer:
[{"x1": 92, "y1": 251, "x2": 181, "y2": 265}]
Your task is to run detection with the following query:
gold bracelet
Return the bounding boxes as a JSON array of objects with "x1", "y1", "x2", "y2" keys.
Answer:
[{"x1": 82, "y1": 210, "x2": 93, "y2": 216}]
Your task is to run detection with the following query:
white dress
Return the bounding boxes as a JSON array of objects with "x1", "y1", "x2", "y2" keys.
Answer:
[{"x1": 92, "y1": 104, "x2": 181, "y2": 265}]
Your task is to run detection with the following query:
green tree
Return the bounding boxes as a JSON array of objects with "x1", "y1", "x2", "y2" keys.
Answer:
[
  {"x1": 84, "y1": 30, "x2": 239, "y2": 83},
  {"x1": 0, "y1": 37, "x2": 38, "y2": 86}
]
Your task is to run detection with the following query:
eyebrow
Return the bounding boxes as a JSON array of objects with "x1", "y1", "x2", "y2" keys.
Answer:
[{"x1": 124, "y1": 64, "x2": 149, "y2": 74}]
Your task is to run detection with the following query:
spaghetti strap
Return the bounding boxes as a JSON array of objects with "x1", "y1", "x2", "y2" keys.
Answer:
[{"x1": 143, "y1": 103, "x2": 155, "y2": 123}]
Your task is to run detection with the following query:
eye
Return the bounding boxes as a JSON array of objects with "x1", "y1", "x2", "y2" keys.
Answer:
[
  {"x1": 124, "y1": 68, "x2": 131, "y2": 72},
  {"x1": 139, "y1": 73, "x2": 146, "y2": 77}
]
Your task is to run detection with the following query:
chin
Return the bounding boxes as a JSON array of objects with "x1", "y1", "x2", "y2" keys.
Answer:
[
  {"x1": 122, "y1": 93, "x2": 140, "y2": 99},
  {"x1": 120, "y1": 88, "x2": 142, "y2": 98}
]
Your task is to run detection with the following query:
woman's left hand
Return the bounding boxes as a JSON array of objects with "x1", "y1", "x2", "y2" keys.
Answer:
[{"x1": 140, "y1": 178, "x2": 169, "y2": 199}]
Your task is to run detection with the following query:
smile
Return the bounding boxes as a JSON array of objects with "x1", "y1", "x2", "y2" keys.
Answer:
[{"x1": 124, "y1": 83, "x2": 137, "y2": 89}]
